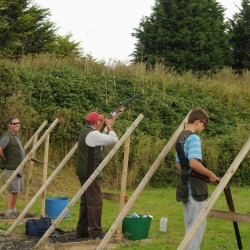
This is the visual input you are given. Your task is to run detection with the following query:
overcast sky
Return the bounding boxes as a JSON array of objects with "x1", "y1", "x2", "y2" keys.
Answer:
[{"x1": 33, "y1": 0, "x2": 242, "y2": 63}]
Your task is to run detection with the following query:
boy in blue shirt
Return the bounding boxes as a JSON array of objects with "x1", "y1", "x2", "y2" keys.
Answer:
[{"x1": 175, "y1": 108, "x2": 220, "y2": 250}]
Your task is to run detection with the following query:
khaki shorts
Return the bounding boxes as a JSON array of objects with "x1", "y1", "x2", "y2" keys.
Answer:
[{"x1": 5, "y1": 170, "x2": 24, "y2": 193}]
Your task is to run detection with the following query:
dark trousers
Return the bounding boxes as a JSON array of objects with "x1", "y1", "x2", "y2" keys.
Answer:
[{"x1": 76, "y1": 177, "x2": 103, "y2": 238}]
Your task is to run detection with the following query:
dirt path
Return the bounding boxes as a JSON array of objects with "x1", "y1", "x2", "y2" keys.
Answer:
[{"x1": 0, "y1": 231, "x2": 121, "y2": 250}]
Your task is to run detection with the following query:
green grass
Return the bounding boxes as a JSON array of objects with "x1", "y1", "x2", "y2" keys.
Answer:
[
  {"x1": 104, "y1": 186, "x2": 250, "y2": 250},
  {"x1": 0, "y1": 186, "x2": 249, "y2": 249}
]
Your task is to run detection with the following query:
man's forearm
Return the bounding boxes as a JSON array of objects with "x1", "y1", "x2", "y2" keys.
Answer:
[{"x1": 189, "y1": 159, "x2": 214, "y2": 178}]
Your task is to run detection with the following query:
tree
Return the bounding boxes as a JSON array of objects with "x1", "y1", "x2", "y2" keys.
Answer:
[
  {"x1": 131, "y1": 0, "x2": 232, "y2": 74},
  {"x1": 228, "y1": 0, "x2": 250, "y2": 72},
  {"x1": 0, "y1": 0, "x2": 82, "y2": 59}
]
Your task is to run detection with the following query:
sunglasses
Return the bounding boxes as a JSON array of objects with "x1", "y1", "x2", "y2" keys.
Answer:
[
  {"x1": 200, "y1": 120, "x2": 208, "y2": 127},
  {"x1": 10, "y1": 122, "x2": 20, "y2": 125}
]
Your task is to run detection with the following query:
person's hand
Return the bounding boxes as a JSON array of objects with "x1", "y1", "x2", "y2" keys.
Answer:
[
  {"x1": 105, "y1": 118, "x2": 112, "y2": 128},
  {"x1": 107, "y1": 106, "x2": 126, "y2": 127},
  {"x1": 208, "y1": 173, "x2": 221, "y2": 183},
  {"x1": 117, "y1": 106, "x2": 126, "y2": 115}
]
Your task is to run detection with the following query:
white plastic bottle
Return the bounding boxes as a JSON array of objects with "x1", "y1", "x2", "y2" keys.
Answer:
[{"x1": 159, "y1": 217, "x2": 168, "y2": 232}]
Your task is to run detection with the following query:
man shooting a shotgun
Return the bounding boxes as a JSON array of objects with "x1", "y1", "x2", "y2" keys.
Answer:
[
  {"x1": 75, "y1": 93, "x2": 139, "y2": 239},
  {"x1": 76, "y1": 106, "x2": 125, "y2": 240}
]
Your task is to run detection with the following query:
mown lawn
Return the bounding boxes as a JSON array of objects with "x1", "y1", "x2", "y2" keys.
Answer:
[{"x1": 0, "y1": 186, "x2": 249, "y2": 249}]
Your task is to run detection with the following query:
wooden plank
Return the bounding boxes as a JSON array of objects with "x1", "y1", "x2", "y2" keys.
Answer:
[
  {"x1": 117, "y1": 134, "x2": 131, "y2": 240},
  {"x1": 41, "y1": 133, "x2": 50, "y2": 217},
  {"x1": 208, "y1": 209, "x2": 250, "y2": 224},
  {"x1": 102, "y1": 192, "x2": 120, "y2": 201},
  {"x1": 24, "y1": 120, "x2": 48, "y2": 150},
  {"x1": 24, "y1": 133, "x2": 38, "y2": 207}
]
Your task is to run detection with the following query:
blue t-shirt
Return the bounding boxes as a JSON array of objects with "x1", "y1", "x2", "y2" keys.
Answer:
[
  {"x1": 176, "y1": 133, "x2": 202, "y2": 163},
  {"x1": 176, "y1": 133, "x2": 202, "y2": 196}
]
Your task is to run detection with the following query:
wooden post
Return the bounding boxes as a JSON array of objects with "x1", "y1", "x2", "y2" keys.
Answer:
[
  {"x1": 0, "y1": 170, "x2": 5, "y2": 181},
  {"x1": 0, "y1": 118, "x2": 59, "y2": 196},
  {"x1": 24, "y1": 120, "x2": 48, "y2": 150},
  {"x1": 24, "y1": 132, "x2": 38, "y2": 207},
  {"x1": 5, "y1": 142, "x2": 78, "y2": 235},
  {"x1": 177, "y1": 137, "x2": 250, "y2": 250},
  {"x1": 41, "y1": 133, "x2": 50, "y2": 217},
  {"x1": 117, "y1": 133, "x2": 131, "y2": 240},
  {"x1": 96, "y1": 113, "x2": 189, "y2": 250},
  {"x1": 35, "y1": 114, "x2": 144, "y2": 249}
]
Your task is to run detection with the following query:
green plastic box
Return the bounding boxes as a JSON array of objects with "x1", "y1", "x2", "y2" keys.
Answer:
[{"x1": 122, "y1": 215, "x2": 152, "y2": 240}]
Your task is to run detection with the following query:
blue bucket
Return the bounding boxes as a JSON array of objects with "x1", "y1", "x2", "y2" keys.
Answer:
[{"x1": 45, "y1": 197, "x2": 70, "y2": 218}]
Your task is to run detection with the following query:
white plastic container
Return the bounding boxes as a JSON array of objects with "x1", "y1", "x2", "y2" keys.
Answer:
[{"x1": 159, "y1": 217, "x2": 168, "y2": 232}]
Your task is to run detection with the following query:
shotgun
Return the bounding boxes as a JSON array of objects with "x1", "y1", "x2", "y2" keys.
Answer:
[
  {"x1": 224, "y1": 185, "x2": 243, "y2": 250},
  {"x1": 97, "y1": 93, "x2": 140, "y2": 132},
  {"x1": 0, "y1": 158, "x2": 54, "y2": 179},
  {"x1": 31, "y1": 157, "x2": 54, "y2": 169}
]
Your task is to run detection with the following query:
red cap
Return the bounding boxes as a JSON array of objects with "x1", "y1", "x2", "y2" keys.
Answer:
[{"x1": 85, "y1": 112, "x2": 104, "y2": 123}]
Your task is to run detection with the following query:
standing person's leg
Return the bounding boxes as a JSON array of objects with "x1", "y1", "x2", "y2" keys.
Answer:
[
  {"x1": 183, "y1": 196, "x2": 206, "y2": 250},
  {"x1": 11, "y1": 193, "x2": 18, "y2": 209},
  {"x1": 86, "y1": 178, "x2": 103, "y2": 239},
  {"x1": 77, "y1": 177, "x2": 89, "y2": 238},
  {"x1": 6, "y1": 192, "x2": 13, "y2": 209},
  {"x1": 11, "y1": 193, "x2": 19, "y2": 216},
  {"x1": 5, "y1": 192, "x2": 14, "y2": 218},
  {"x1": 5, "y1": 170, "x2": 17, "y2": 218},
  {"x1": 12, "y1": 175, "x2": 24, "y2": 216}
]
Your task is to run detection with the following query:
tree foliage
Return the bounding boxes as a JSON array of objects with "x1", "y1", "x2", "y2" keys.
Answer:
[
  {"x1": 131, "y1": 0, "x2": 233, "y2": 74},
  {"x1": 228, "y1": 0, "x2": 250, "y2": 72},
  {"x1": 0, "y1": 0, "x2": 82, "y2": 59}
]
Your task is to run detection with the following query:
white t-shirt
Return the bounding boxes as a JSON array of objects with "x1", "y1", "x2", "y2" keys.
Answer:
[{"x1": 85, "y1": 128, "x2": 118, "y2": 147}]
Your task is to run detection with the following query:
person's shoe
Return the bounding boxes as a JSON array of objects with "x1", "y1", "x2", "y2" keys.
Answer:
[
  {"x1": 76, "y1": 232, "x2": 90, "y2": 240},
  {"x1": 98, "y1": 232, "x2": 106, "y2": 239},
  {"x1": 4, "y1": 213, "x2": 15, "y2": 219},
  {"x1": 12, "y1": 210, "x2": 19, "y2": 217}
]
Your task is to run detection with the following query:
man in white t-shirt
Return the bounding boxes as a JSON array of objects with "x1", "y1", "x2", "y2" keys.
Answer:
[{"x1": 76, "y1": 107, "x2": 125, "y2": 240}]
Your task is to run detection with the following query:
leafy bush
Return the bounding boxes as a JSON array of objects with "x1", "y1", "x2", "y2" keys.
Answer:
[{"x1": 0, "y1": 55, "x2": 249, "y2": 187}]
